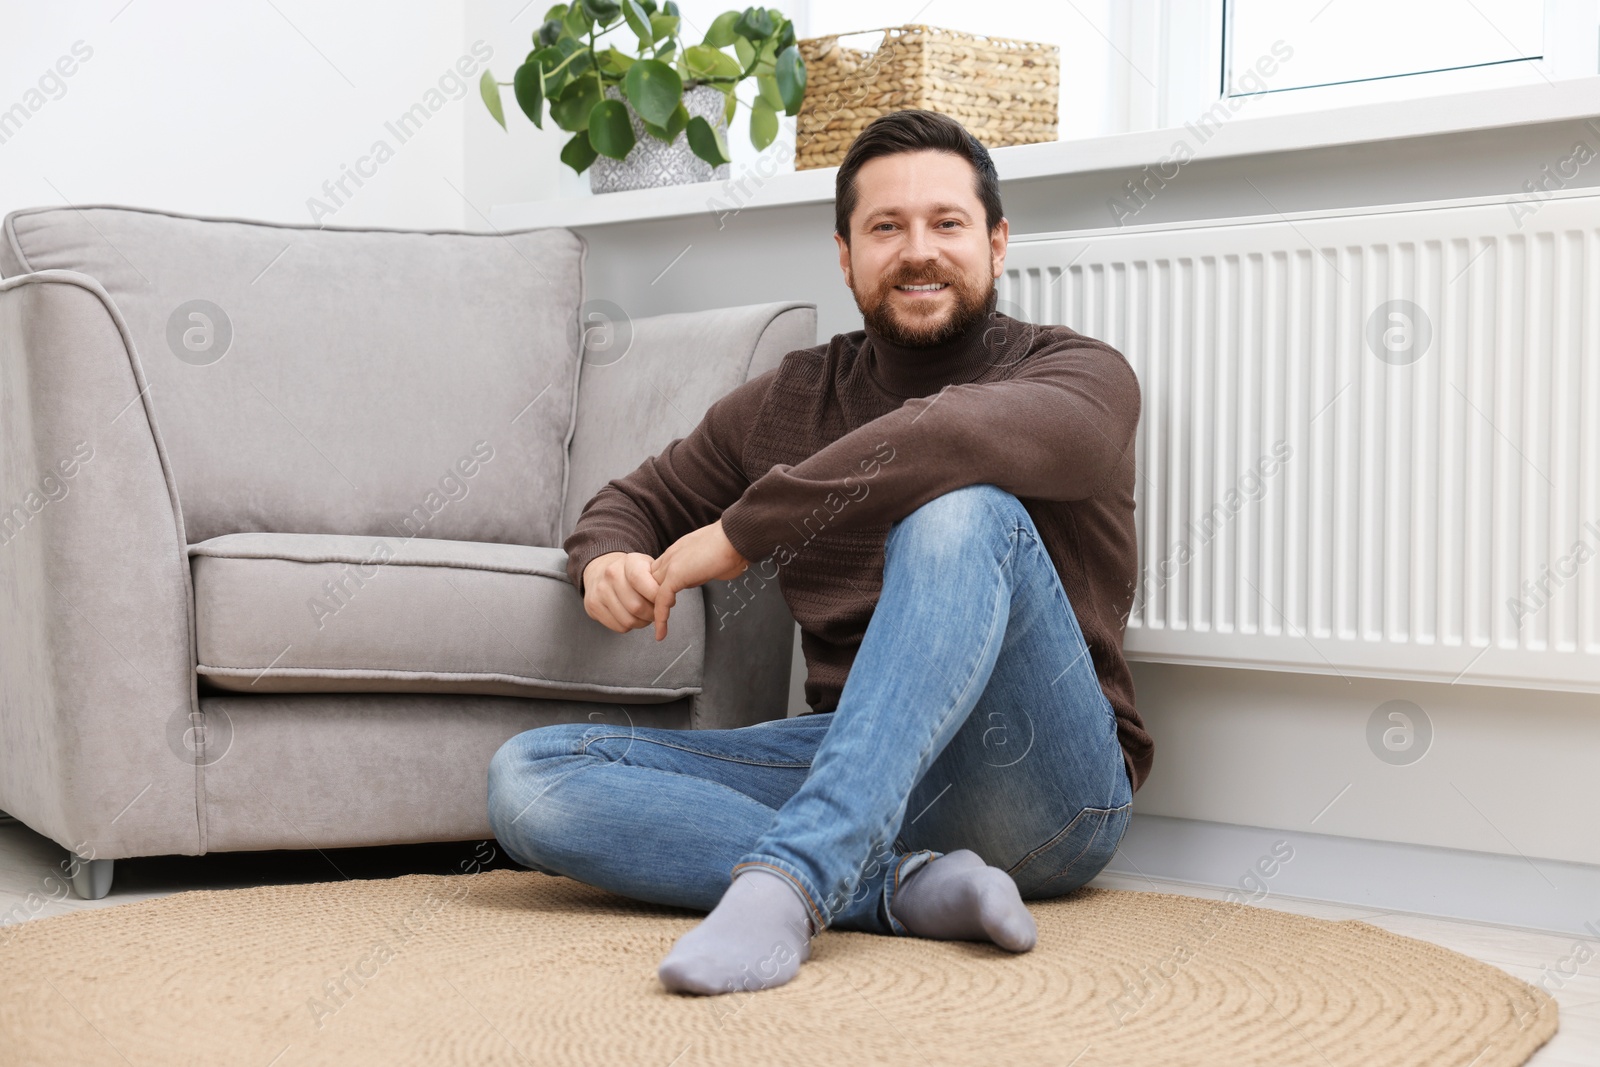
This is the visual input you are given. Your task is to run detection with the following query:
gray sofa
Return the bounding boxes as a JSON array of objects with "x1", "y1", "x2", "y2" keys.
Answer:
[{"x1": 0, "y1": 205, "x2": 811, "y2": 899}]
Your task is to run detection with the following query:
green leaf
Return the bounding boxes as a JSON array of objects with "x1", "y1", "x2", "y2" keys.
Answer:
[
  {"x1": 560, "y1": 130, "x2": 599, "y2": 172},
  {"x1": 587, "y1": 99, "x2": 637, "y2": 159},
  {"x1": 479, "y1": 70, "x2": 507, "y2": 129},
  {"x1": 564, "y1": 48, "x2": 595, "y2": 83},
  {"x1": 754, "y1": 37, "x2": 777, "y2": 74},
  {"x1": 734, "y1": 6, "x2": 774, "y2": 39},
  {"x1": 623, "y1": 0, "x2": 652, "y2": 46},
  {"x1": 685, "y1": 114, "x2": 730, "y2": 165},
  {"x1": 733, "y1": 35, "x2": 755, "y2": 69},
  {"x1": 724, "y1": 85, "x2": 737, "y2": 123},
  {"x1": 543, "y1": 3, "x2": 568, "y2": 21},
  {"x1": 774, "y1": 44, "x2": 805, "y2": 114},
  {"x1": 539, "y1": 58, "x2": 571, "y2": 97},
  {"x1": 648, "y1": 12, "x2": 678, "y2": 41},
  {"x1": 756, "y1": 73, "x2": 782, "y2": 108},
  {"x1": 536, "y1": 18, "x2": 565, "y2": 47},
  {"x1": 581, "y1": 0, "x2": 621, "y2": 23},
  {"x1": 685, "y1": 44, "x2": 741, "y2": 80},
  {"x1": 655, "y1": 42, "x2": 677, "y2": 62},
  {"x1": 531, "y1": 45, "x2": 567, "y2": 96},
  {"x1": 642, "y1": 101, "x2": 689, "y2": 141},
  {"x1": 683, "y1": 44, "x2": 720, "y2": 76},
  {"x1": 563, "y1": 2, "x2": 591, "y2": 37},
  {"x1": 663, "y1": 0, "x2": 679, "y2": 14},
  {"x1": 775, "y1": 18, "x2": 795, "y2": 52},
  {"x1": 622, "y1": 59, "x2": 682, "y2": 127},
  {"x1": 512, "y1": 62, "x2": 545, "y2": 127},
  {"x1": 639, "y1": 0, "x2": 656, "y2": 12},
  {"x1": 550, "y1": 72, "x2": 602, "y2": 131},
  {"x1": 749, "y1": 97, "x2": 777, "y2": 149},
  {"x1": 598, "y1": 46, "x2": 635, "y2": 75},
  {"x1": 704, "y1": 10, "x2": 740, "y2": 47}
]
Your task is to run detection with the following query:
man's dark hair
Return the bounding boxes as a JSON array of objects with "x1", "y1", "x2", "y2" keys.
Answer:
[{"x1": 834, "y1": 109, "x2": 1003, "y2": 244}]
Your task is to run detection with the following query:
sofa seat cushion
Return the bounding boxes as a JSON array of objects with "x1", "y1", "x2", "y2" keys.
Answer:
[{"x1": 189, "y1": 532, "x2": 701, "y2": 702}]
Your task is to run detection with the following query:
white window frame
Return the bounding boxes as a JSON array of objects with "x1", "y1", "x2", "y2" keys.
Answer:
[{"x1": 1114, "y1": 0, "x2": 1599, "y2": 133}]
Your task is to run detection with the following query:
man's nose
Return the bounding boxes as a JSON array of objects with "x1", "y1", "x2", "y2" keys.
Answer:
[{"x1": 901, "y1": 223, "x2": 939, "y2": 261}]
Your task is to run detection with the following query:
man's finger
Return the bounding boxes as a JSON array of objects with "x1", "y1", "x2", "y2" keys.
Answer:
[
  {"x1": 598, "y1": 585, "x2": 642, "y2": 631},
  {"x1": 613, "y1": 584, "x2": 655, "y2": 625},
  {"x1": 586, "y1": 593, "x2": 624, "y2": 634},
  {"x1": 627, "y1": 554, "x2": 662, "y2": 599},
  {"x1": 653, "y1": 580, "x2": 677, "y2": 641}
]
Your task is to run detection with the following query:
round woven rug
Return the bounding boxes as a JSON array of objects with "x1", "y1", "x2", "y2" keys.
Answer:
[{"x1": 0, "y1": 869, "x2": 1557, "y2": 1066}]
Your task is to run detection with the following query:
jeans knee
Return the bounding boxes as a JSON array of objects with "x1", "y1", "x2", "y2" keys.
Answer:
[
  {"x1": 486, "y1": 724, "x2": 587, "y2": 836},
  {"x1": 486, "y1": 738, "x2": 526, "y2": 840},
  {"x1": 487, "y1": 724, "x2": 601, "y2": 873},
  {"x1": 887, "y1": 484, "x2": 1022, "y2": 557},
  {"x1": 486, "y1": 737, "x2": 520, "y2": 816}
]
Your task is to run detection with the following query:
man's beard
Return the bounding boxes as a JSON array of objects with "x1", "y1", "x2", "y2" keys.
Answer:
[{"x1": 853, "y1": 262, "x2": 997, "y2": 348}]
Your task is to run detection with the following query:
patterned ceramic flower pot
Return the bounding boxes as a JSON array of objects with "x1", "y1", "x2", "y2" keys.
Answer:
[{"x1": 588, "y1": 84, "x2": 732, "y2": 194}]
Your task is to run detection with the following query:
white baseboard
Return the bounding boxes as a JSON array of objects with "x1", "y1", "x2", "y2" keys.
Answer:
[
  {"x1": 1108, "y1": 812, "x2": 1600, "y2": 938},
  {"x1": 1127, "y1": 661, "x2": 1600, "y2": 867}
]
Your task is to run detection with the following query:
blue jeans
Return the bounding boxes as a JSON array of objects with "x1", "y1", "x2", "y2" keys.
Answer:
[{"x1": 486, "y1": 484, "x2": 1133, "y2": 937}]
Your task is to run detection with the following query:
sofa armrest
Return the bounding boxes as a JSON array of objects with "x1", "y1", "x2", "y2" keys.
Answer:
[
  {"x1": 691, "y1": 304, "x2": 815, "y2": 729},
  {"x1": 563, "y1": 301, "x2": 816, "y2": 730},
  {"x1": 0, "y1": 271, "x2": 201, "y2": 859}
]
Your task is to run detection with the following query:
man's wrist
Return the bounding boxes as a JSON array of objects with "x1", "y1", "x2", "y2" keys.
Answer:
[
  {"x1": 571, "y1": 546, "x2": 634, "y2": 597},
  {"x1": 718, "y1": 502, "x2": 769, "y2": 567}
]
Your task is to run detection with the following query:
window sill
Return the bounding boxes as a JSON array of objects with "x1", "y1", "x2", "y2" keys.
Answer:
[{"x1": 488, "y1": 74, "x2": 1600, "y2": 233}]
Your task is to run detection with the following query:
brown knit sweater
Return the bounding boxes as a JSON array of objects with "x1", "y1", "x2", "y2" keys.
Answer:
[{"x1": 563, "y1": 309, "x2": 1152, "y2": 792}]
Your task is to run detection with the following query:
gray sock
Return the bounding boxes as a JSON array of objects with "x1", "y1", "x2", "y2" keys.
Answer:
[
  {"x1": 658, "y1": 867, "x2": 815, "y2": 995},
  {"x1": 889, "y1": 849, "x2": 1038, "y2": 951}
]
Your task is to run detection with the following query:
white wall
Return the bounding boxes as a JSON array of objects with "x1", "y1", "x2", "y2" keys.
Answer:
[
  {"x1": 0, "y1": 0, "x2": 475, "y2": 229},
  {"x1": 462, "y1": 0, "x2": 573, "y2": 221}
]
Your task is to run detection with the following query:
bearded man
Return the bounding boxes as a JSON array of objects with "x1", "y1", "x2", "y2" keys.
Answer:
[{"x1": 487, "y1": 109, "x2": 1150, "y2": 995}]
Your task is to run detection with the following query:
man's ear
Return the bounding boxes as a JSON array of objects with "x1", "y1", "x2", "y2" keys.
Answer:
[
  {"x1": 990, "y1": 217, "x2": 1010, "y2": 278},
  {"x1": 834, "y1": 231, "x2": 853, "y2": 289}
]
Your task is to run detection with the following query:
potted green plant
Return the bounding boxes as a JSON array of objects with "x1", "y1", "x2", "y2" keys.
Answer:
[{"x1": 480, "y1": 1, "x2": 807, "y2": 193}]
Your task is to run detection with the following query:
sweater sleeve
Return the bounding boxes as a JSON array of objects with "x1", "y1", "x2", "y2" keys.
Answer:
[
  {"x1": 718, "y1": 332, "x2": 1140, "y2": 564},
  {"x1": 562, "y1": 370, "x2": 770, "y2": 595}
]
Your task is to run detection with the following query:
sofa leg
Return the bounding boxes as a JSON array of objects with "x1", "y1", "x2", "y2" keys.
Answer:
[{"x1": 69, "y1": 855, "x2": 114, "y2": 900}]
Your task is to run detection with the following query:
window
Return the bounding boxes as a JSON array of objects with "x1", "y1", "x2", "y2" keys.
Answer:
[
  {"x1": 1227, "y1": 0, "x2": 1545, "y2": 96},
  {"x1": 1108, "y1": 0, "x2": 1596, "y2": 134},
  {"x1": 1211, "y1": 0, "x2": 1597, "y2": 116}
]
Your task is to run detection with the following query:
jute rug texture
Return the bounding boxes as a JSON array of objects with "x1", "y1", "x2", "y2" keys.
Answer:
[{"x1": 0, "y1": 868, "x2": 1559, "y2": 1066}]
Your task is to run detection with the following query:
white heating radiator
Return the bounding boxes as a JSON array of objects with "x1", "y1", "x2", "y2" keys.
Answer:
[{"x1": 998, "y1": 188, "x2": 1600, "y2": 695}]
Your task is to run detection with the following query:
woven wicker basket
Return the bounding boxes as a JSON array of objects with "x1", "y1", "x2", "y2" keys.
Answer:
[{"x1": 794, "y1": 24, "x2": 1060, "y2": 171}]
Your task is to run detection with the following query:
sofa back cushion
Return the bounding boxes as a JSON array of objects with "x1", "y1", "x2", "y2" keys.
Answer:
[
  {"x1": 1, "y1": 205, "x2": 584, "y2": 547},
  {"x1": 561, "y1": 302, "x2": 816, "y2": 541}
]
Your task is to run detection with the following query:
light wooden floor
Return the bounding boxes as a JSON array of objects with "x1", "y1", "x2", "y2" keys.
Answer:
[{"x1": 2, "y1": 816, "x2": 1593, "y2": 1064}]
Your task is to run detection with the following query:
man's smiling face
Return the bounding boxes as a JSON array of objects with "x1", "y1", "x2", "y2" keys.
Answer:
[{"x1": 836, "y1": 149, "x2": 1009, "y2": 348}]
